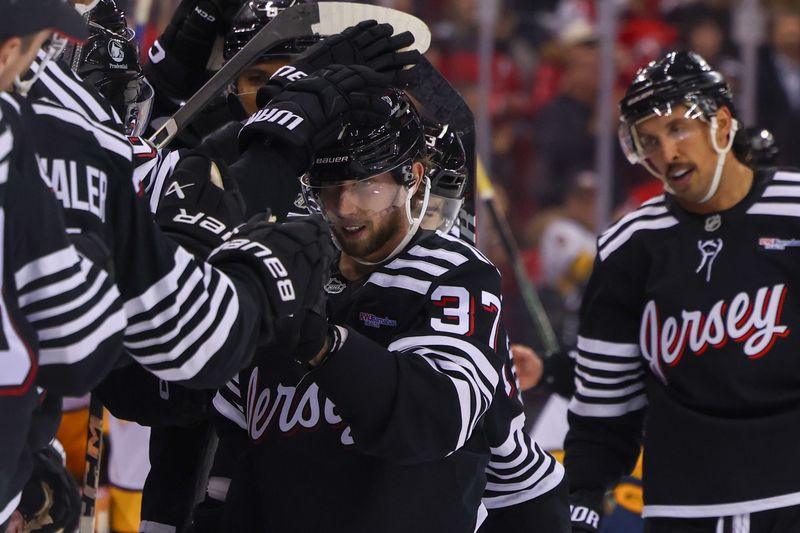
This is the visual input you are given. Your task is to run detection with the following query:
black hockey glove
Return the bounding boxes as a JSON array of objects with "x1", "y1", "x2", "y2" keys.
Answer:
[
  {"x1": 154, "y1": 154, "x2": 247, "y2": 257},
  {"x1": 147, "y1": 0, "x2": 241, "y2": 97},
  {"x1": 208, "y1": 215, "x2": 335, "y2": 328},
  {"x1": 256, "y1": 20, "x2": 421, "y2": 107},
  {"x1": 569, "y1": 492, "x2": 602, "y2": 533},
  {"x1": 239, "y1": 64, "x2": 394, "y2": 175},
  {"x1": 538, "y1": 349, "x2": 578, "y2": 399},
  {"x1": 18, "y1": 445, "x2": 81, "y2": 533}
]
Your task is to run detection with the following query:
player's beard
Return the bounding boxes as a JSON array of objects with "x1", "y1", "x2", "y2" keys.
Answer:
[{"x1": 332, "y1": 205, "x2": 407, "y2": 262}]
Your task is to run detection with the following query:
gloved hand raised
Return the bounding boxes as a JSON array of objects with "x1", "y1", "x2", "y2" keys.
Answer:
[
  {"x1": 238, "y1": 64, "x2": 394, "y2": 175},
  {"x1": 256, "y1": 19, "x2": 421, "y2": 107},
  {"x1": 208, "y1": 215, "x2": 336, "y2": 332}
]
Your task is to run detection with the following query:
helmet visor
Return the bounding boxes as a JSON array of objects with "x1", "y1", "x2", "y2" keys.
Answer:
[
  {"x1": 421, "y1": 194, "x2": 463, "y2": 234},
  {"x1": 619, "y1": 102, "x2": 705, "y2": 164},
  {"x1": 300, "y1": 171, "x2": 411, "y2": 224},
  {"x1": 110, "y1": 76, "x2": 154, "y2": 137}
]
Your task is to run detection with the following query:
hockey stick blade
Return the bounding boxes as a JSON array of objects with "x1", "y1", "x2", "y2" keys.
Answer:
[{"x1": 149, "y1": 2, "x2": 431, "y2": 149}]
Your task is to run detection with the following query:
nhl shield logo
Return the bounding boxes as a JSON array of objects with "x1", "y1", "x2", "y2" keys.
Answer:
[
  {"x1": 324, "y1": 276, "x2": 347, "y2": 294},
  {"x1": 704, "y1": 214, "x2": 721, "y2": 232}
]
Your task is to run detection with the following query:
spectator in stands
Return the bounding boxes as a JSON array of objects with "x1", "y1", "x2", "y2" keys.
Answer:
[{"x1": 757, "y1": 7, "x2": 800, "y2": 167}]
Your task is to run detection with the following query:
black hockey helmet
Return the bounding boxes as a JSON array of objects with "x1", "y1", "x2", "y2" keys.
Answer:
[
  {"x1": 301, "y1": 89, "x2": 430, "y2": 264},
  {"x1": 620, "y1": 50, "x2": 735, "y2": 126},
  {"x1": 421, "y1": 122, "x2": 467, "y2": 234},
  {"x1": 67, "y1": 0, "x2": 153, "y2": 136},
  {"x1": 424, "y1": 122, "x2": 468, "y2": 200},
  {"x1": 223, "y1": 0, "x2": 320, "y2": 61},
  {"x1": 303, "y1": 88, "x2": 426, "y2": 187}
]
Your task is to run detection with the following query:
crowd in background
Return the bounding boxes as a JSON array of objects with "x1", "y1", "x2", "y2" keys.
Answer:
[{"x1": 122, "y1": 0, "x2": 800, "y2": 361}]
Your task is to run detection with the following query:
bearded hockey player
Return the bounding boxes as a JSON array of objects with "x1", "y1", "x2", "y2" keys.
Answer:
[
  {"x1": 205, "y1": 81, "x2": 567, "y2": 532},
  {"x1": 565, "y1": 50, "x2": 800, "y2": 533}
]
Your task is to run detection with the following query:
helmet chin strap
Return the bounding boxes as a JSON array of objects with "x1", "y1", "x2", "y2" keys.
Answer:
[
  {"x1": 13, "y1": 36, "x2": 68, "y2": 97},
  {"x1": 351, "y1": 177, "x2": 431, "y2": 266},
  {"x1": 697, "y1": 117, "x2": 738, "y2": 204}
]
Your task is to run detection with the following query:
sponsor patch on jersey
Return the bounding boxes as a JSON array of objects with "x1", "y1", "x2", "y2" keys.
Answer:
[
  {"x1": 359, "y1": 312, "x2": 397, "y2": 329},
  {"x1": 324, "y1": 276, "x2": 347, "y2": 295},
  {"x1": 758, "y1": 237, "x2": 800, "y2": 251}
]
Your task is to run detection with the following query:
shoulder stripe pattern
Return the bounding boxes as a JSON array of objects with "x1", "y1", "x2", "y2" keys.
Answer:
[
  {"x1": 30, "y1": 102, "x2": 131, "y2": 160},
  {"x1": 407, "y1": 244, "x2": 468, "y2": 266},
  {"x1": 384, "y1": 258, "x2": 448, "y2": 277},
  {"x1": 568, "y1": 335, "x2": 647, "y2": 418},
  {"x1": 747, "y1": 171, "x2": 800, "y2": 217},
  {"x1": 213, "y1": 387, "x2": 247, "y2": 430},
  {"x1": 367, "y1": 272, "x2": 431, "y2": 295},
  {"x1": 34, "y1": 52, "x2": 114, "y2": 125},
  {"x1": 597, "y1": 197, "x2": 679, "y2": 261},
  {"x1": 437, "y1": 230, "x2": 492, "y2": 265},
  {"x1": 389, "y1": 334, "x2": 500, "y2": 451}
]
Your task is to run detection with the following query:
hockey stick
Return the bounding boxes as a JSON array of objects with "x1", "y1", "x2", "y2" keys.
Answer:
[
  {"x1": 148, "y1": 2, "x2": 431, "y2": 149},
  {"x1": 476, "y1": 160, "x2": 560, "y2": 354},
  {"x1": 79, "y1": 394, "x2": 105, "y2": 533}
]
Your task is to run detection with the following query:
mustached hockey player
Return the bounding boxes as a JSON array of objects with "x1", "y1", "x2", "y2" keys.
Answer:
[
  {"x1": 565, "y1": 50, "x2": 800, "y2": 533},
  {"x1": 205, "y1": 78, "x2": 567, "y2": 531}
]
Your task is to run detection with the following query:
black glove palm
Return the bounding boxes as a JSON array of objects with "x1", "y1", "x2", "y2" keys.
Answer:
[
  {"x1": 256, "y1": 19, "x2": 420, "y2": 107},
  {"x1": 238, "y1": 64, "x2": 393, "y2": 174}
]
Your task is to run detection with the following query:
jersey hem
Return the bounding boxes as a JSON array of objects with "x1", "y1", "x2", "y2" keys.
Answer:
[{"x1": 642, "y1": 490, "x2": 800, "y2": 518}]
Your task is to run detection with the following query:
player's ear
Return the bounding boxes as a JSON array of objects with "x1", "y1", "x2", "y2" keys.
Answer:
[
  {"x1": 410, "y1": 161, "x2": 425, "y2": 194},
  {"x1": 0, "y1": 37, "x2": 22, "y2": 74}
]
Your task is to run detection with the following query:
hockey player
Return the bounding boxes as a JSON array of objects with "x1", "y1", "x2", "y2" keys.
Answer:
[
  {"x1": 206, "y1": 80, "x2": 567, "y2": 532},
  {"x1": 565, "y1": 50, "x2": 800, "y2": 532},
  {"x1": 0, "y1": 1, "x2": 129, "y2": 528}
]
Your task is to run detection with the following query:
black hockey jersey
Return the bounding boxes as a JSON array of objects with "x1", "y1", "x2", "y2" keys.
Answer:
[
  {"x1": 24, "y1": 90, "x2": 262, "y2": 391},
  {"x1": 565, "y1": 168, "x2": 800, "y2": 518},
  {"x1": 214, "y1": 230, "x2": 563, "y2": 532},
  {"x1": 0, "y1": 93, "x2": 124, "y2": 525}
]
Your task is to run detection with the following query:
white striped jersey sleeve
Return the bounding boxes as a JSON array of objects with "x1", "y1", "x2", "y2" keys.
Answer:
[
  {"x1": 15, "y1": 246, "x2": 126, "y2": 369},
  {"x1": 213, "y1": 375, "x2": 247, "y2": 430},
  {"x1": 388, "y1": 333, "x2": 501, "y2": 451},
  {"x1": 483, "y1": 413, "x2": 565, "y2": 508},
  {"x1": 122, "y1": 246, "x2": 243, "y2": 385}
]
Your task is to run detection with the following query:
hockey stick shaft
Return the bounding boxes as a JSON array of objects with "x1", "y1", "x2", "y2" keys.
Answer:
[
  {"x1": 476, "y1": 159, "x2": 560, "y2": 354},
  {"x1": 79, "y1": 394, "x2": 104, "y2": 533}
]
